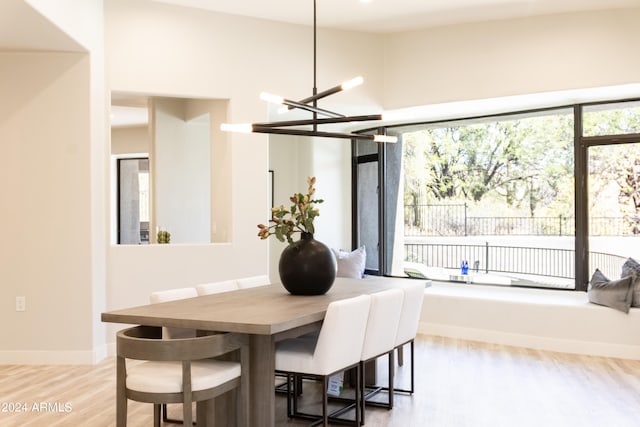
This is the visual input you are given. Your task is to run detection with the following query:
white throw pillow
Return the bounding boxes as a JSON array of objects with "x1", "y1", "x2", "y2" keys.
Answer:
[{"x1": 332, "y1": 246, "x2": 366, "y2": 279}]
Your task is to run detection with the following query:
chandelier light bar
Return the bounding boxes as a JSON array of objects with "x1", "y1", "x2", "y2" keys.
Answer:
[
  {"x1": 261, "y1": 92, "x2": 345, "y2": 119},
  {"x1": 253, "y1": 114, "x2": 384, "y2": 128},
  {"x1": 289, "y1": 75, "x2": 364, "y2": 108},
  {"x1": 222, "y1": 114, "x2": 393, "y2": 141},
  {"x1": 220, "y1": 0, "x2": 397, "y2": 143},
  {"x1": 341, "y1": 76, "x2": 364, "y2": 91},
  {"x1": 220, "y1": 123, "x2": 253, "y2": 133}
]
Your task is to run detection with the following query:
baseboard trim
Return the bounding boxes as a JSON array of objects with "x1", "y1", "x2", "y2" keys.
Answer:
[{"x1": 0, "y1": 350, "x2": 101, "y2": 365}]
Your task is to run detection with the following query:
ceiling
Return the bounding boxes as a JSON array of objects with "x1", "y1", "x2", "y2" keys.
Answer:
[{"x1": 151, "y1": 0, "x2": 640, "y2": 33}]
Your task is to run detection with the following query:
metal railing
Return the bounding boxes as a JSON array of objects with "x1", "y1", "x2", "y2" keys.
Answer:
[
  {"x1": 405, "y1": 204, "x2": 640, "y2": 237},
  {"x1": 404, "y1": 241, "x2": 627, "y2": 280},
  {"x1": 589, "y1": 251, "x2": 628, "y2": 280}
]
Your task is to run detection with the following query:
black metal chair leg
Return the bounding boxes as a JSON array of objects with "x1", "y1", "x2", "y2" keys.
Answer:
[
  {"x1": 161, "y1": 403, "x2": 196, "y2": 425},
  {"x1": 385, "y1": 351, "x2": 393, "y2": 409},
  {"x1": 410, "y1": 340, "x2": 415, "y2": 394}
]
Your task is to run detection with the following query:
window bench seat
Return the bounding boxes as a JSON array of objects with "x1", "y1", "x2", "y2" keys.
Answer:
[{"x1": 418, "y1": 281, "x2": 640, "y2": 360}]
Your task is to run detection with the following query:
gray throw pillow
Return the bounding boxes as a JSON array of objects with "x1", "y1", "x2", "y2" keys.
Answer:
[
  {"x1": 588, "y1": 269, "x2": 633, "y2": 313},
  {"x1": 620, "y1": 257, "x2": 640, "y2": 307}
]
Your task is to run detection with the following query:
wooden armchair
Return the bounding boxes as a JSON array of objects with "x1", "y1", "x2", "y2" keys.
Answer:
[{"x1": 116, "y1": 325, "x2": 249, "y2": 427}]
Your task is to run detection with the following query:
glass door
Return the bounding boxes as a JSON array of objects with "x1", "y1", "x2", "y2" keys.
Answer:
[
  {"x1": 587, "y1": 142, "x2": 640, "y2": 279},
  {"x1": 583, "y1": 100, "x2": 640, "y2": 285}
]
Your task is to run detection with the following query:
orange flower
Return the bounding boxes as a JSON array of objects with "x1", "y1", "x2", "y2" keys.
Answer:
[{"x1": 256, "y1": 176, "x2": 324, "y2": 244}]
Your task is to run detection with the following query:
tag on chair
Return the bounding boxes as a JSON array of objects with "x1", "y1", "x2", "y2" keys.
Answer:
[{"x1": 327, "y1": 372, "x2": 344, "y2": 396}]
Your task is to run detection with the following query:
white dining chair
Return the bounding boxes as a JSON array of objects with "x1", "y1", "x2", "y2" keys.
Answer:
[
  {"x1": 236, "y1": 275, "x2": 270, "y2": 289},
  {"x1": 275, "y1": 294, "x2": 371, "y2": 426},
  {"x1": 392, "y1": 280, "x2": 425, "y2": 394},
  {"x1": 359, "y1": 288, "x2": 404, "y2": 421},
  {"x1": 149, "y1": 287, "x2": 199, "y2": 340},
  {"x1": 195, "y1": 279, "x2": 239, "y2": 296},
  {"x1": 116, "y1": 325, "x2": 249, "y2": 427},
  {"x1": 149, "y1": 287, "x2": 198, "y2": 304},
  {"x1": 149, "y1": 286, "x2": 198, "y2": 423}
]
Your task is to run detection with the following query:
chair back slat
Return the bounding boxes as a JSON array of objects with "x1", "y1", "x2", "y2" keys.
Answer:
[
  {"x1": 196, "y1": 280, "x2": 239, "y2": 296},
  {"x1": 149, "y1": 287, "x2": 199, "y2": 339},
  {"x1": 313, "y1": 294, "x2": 371, "y2": 375},
  {"x1": 236, "y1": 275, "x2": 270, "y2": 289},
  {"x1": 117, "y1": 327, "x2": 247, "y2": 361},
  {"x1": 395, "y1": 281, "x2": 425, "y2": 346},
  {"x1": 361, "y1": 288, "x2": 404, "y2": 360},
  {"x1": 149, "y1": 287, "x2": 198, "y2": 304}
]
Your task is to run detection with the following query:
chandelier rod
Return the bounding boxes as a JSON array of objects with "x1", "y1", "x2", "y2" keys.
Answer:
[
  {"x1": 219, "y1": 0, "x2": 398, "y2": 143},
  {"x1": 313, "y1": 0, "x2": 318, "y2": 131}
]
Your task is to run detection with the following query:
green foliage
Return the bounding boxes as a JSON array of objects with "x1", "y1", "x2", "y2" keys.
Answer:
[
  {"x1": 583, "y1": 106, "x2": 640, "y2": 136},
  {"x1": 403, "y1": 103, "x2": 640, "y2": 229},
  {"x1": 157, "y1": 230, "x2": 171, "y2": 244},
  {"x1": 582, "y1": 105, "x2": 640, "y2": 233},
  {"x1": 404, "y1": 111, "x2": 574, "y2": 218}
]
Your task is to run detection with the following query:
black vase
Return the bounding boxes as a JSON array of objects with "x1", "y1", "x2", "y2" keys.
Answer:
[{"x1": 279, "y1": 232, "x2": 337, "y2": 295}]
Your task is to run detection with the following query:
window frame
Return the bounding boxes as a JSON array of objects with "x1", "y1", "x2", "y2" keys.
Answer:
[{"x1": 353, "y1": 97, "x2": 640, "y2": 291}]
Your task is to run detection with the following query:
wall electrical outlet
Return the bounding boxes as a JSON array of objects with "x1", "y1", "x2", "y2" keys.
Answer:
[{"x1": 15, "y1": 296, "x2": 26, "y2": 312}]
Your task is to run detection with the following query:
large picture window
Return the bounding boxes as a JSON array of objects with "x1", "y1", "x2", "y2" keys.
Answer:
[{"x1": 354, "y1": 99, "x2": 640, "y2": 291}]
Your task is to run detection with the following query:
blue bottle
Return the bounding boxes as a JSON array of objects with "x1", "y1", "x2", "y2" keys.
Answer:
[{"x1": 461, "y1": 260, "x2": 469, "y2": 275}]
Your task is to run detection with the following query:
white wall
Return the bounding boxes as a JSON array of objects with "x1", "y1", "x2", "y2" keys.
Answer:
[{"x1": 152, "y1": 97, "x2": 211, "y2": 244}]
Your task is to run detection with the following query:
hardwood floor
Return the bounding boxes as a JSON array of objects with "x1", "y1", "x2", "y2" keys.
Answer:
[{"x1": 1, "y1": 335, "x2": 639, "y2": 426}]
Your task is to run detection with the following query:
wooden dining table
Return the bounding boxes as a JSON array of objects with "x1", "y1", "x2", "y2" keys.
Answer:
[{"x1": 101, "y1": 276, "x2": 399, "y2": 427}]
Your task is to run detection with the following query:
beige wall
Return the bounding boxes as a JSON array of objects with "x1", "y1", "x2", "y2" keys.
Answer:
[
  {"x1": 0, "y1": 0, "x2": 105, "y2": 364},
  {"x1": 383, "y1": 8, "x2": 640, "y2": 109},
  {"x1": 111, "y1": 126, "x2": 148, "y2": 154},
  {"x1": 0, "y1": 52, "x2": 95, "y2": 362}
]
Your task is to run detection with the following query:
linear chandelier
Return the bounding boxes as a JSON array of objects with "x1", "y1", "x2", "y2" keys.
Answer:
[{"x1": 220, "y1": 0, "x2": 397, "y2": 143}]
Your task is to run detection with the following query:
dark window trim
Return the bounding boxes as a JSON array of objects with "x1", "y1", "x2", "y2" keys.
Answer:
[{"x1": 352, "y1": 140, "x2": 382, "y2": 275}]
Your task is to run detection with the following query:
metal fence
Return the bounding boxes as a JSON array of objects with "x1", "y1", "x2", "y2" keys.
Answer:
[
  {"x1": 405, "y1": 204, "x2": 640, "y2": 237},
  {"x1": 589, "y1": 251, "x2": 628, "y2": 280},
  {"x1": 404, "y1": 241, "x2": 627, "y2": 280}
]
